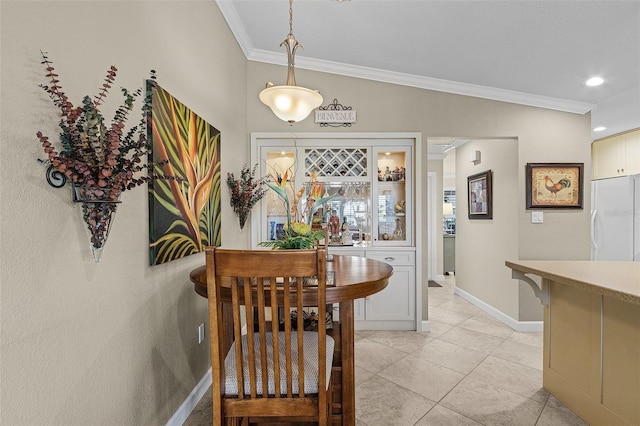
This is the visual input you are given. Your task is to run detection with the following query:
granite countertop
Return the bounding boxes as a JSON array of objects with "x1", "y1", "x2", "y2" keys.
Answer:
[{"x1": 505, "y1": 260, "x2": 640, "y2": 306}]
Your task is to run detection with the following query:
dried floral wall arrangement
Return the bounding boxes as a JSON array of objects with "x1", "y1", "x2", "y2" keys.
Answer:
[
  {"x1": 226, "y1": 164, "x2": 267, "y2": 229},
  {"x1": 36, "y1": 51, "x2": 173, "y2": 262},
  {"x1": 147, "y1": 81, "x2": 221, "y2": 265}
]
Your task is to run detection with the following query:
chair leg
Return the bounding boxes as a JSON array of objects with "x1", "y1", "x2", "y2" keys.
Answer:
[
  {"x1": 224, "y1": 417, "x2": 242, "y2": 426},
  {"x1": 320, "y1": 375, "x2": 333, "y2": 426}
]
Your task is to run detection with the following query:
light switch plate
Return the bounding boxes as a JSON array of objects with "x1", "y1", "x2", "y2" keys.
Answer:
[{"x1": 532, "y1": 211, "x2": 544, "y2": 224}]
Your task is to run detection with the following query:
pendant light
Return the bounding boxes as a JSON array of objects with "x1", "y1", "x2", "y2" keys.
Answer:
[{"x1": 259, "y1": 0, "x2": 323, "y2": 124}]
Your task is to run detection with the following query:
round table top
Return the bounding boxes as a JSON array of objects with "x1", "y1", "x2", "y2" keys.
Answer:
[{"x1": 190, "y1": 254, "x2": 393, "y2": 304}]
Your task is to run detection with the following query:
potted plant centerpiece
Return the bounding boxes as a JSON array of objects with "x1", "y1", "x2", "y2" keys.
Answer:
[
  {"x1": 36, "y1": 51, "x2": 171, "y2": 261},
  {"x1": 259, "y1": 170, "x2": 333, "y2": 249}
]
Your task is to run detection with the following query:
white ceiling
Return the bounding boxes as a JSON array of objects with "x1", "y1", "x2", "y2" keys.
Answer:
[{"x1": 216, "y1": 0, "x2": 640, "y2": 142}]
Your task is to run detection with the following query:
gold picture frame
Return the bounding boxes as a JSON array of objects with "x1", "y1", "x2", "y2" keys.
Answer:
[{"x1": 525, "y1": 163, "x2": 583, "y2": 209}]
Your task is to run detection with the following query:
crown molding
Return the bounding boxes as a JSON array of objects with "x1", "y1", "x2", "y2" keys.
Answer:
[
  {"x1": 216, "y1": 1, "x2": 596, "y2": 115},
  {"x1": 216, "y1": 1, "x2": 254, "y2": 56}
]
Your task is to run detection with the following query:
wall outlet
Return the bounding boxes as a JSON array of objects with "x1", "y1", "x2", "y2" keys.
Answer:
[{"x1": 198, "y1": 323, "x2": 205, "y2": 344}]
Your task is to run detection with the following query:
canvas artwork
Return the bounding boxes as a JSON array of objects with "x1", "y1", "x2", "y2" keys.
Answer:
[
  {"x1": 526, "y1": 163, "x2": 583, "y2": 209},
  {"x1": 147, "y1": 81, "x2": 221, "y2": 265}
]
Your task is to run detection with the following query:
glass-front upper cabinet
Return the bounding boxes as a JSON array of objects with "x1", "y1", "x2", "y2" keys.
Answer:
[
  {"x1": 373, "y1": 147, "x2": 412, "y2": 246},
  {"x1": 251, "y1": 136, "x2": 414, "y2": 249}
]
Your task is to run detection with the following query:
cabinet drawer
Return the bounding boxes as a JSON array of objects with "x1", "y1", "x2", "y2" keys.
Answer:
[
  {"x1": 366, "y1": 251, "x2": 415, "y2": 265},
  {"x1": 329, "y1": 248, "x2": 365, "y2": 258}
]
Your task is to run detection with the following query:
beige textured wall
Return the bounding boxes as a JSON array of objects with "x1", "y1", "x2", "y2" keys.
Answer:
[
  {"x1": 455, "y1": 140, "x2": 520, "y2": 319},
  {"x1": 247, "y1": 61, "x2": 592, "y2": 323},
  {"x1": 0, "y1": 1, "x2": 247, "y2": 424}
]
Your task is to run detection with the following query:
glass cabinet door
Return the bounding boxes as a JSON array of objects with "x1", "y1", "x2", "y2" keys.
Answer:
[
  {"x1": 373, "y1": 147, "x2": 412, "y2": 246},
  {"x1": 260, "y1": 147, "x2": 296, "y2": 243}
]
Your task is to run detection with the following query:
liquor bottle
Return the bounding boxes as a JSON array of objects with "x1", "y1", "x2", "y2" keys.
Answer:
[
  {"x1": 393, "y1": 217, "x2": 404, "y2": 240},
  {"x1": 341, "y1": 217, "x2": 351, "y2": 244}
]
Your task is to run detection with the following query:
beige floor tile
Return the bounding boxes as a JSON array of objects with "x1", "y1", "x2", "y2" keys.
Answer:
[
  {"x1": 436, "y1": 298, "x2": 482, "y2": 316},
  {"x1": 440, "y1": 377, "x2": 545, "y2": 426},
  {"x1": 428, "y1": 306, "x2": 476, "y2": 326},
  {"x1": 427, "y1": 294, "x2": 453, "y2": 307},
  {"x1": 414, "y1": 404, "x2": 483, "y2": 425},
  {"x1": 425, "y1": 319, "x2": 455, "y2": 338},
  {"x1": 508, "y1": 331, "x2": 544, "y2": 348},
  {"x1": 545, "y1": 395, "x2": 576, "y2": 414},
  {"x1": 378, "y1": 354, "x2": 465, "y2": 402},
  {"x1": 411, "y1": 339, "x2": 487, "y2": 375},
  {"x1": 364, "y1": 330, "x2": 432, "y2": 353},
  {"x1": 355, "y1": 330, "x2": 376, "y2": 340},
  {"x1": 355, "y1": 338, "x2": 408, "y2": 374},
  {"x1": 355, "y1": 375, "x2": 435, "y2": 426},
  {"x1": 355, "y1": 365, "x2": 376, "y2": 386},
  {"x1": 492, "y1": 338, "x2": 543, "y2": 371},
  {"x1": 467, "y1": 355, "x2": 548, "y2": 403},
  {"x1": 438, "y1": 326, "x2": 506, "y2": 354},
  {"x1": 459, "y1": 313, "x2": 515, "y2": 339},
  {"x1": 536, "y1": 405, "x2": 588, "y2": 426},
  {"x1": 182, "y1": 407, "x2": 212, "y2": 426}
]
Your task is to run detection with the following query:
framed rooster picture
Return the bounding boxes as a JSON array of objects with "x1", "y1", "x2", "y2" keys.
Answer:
[{"x1": 526, "y1": 163, "x2": 584, "y2": 209}]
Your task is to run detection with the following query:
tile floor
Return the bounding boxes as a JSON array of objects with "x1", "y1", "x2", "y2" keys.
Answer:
[{"x1": 184, "y1": 275, "x2": 588, "y2": 426}]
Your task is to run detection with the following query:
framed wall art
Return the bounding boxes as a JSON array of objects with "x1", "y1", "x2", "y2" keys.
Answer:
[
  {"x1": 525, "y1": 163, "x2": 583, "y2": 209},
  {"x1": 147, "y1": 80, "x2": 222, "y2": 265},
  {"x1": 467, "y1": 170, "x2": 493, "y2": 219}
]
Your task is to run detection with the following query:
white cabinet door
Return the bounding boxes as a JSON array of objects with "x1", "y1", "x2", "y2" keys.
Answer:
[
  {"x1": 364, "y1": 265, "x2": 415, "y2": 321},
  {"x1": 372, "y1": 147, "x2": 413, "y2": 247},
  {"x1": 593, "y1": 136, "x2": 624, "y2": 179},
  {"x1": 625, "y1": 131, "x2": 640, "y2": 176}
]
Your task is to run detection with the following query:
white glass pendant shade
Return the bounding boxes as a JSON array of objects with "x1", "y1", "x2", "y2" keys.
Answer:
[{"x1": 259, "y1": 84, "x2": 323, "y2": 124}]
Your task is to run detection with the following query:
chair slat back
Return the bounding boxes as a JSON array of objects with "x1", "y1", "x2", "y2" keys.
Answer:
[{"x1": 205, "y1": 246, "x2": 329, "y2": 422}]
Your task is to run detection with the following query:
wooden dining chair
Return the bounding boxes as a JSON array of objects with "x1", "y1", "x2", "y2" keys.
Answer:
[{"x1": 205, "y1": 246, "x2": 334, "y2": 426}]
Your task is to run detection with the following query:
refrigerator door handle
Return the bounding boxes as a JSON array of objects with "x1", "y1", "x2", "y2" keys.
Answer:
[{"x1": 590, "y1": 209, "x2": 598, "y2": 251}]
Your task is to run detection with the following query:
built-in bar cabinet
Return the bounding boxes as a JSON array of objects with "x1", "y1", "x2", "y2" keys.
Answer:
[{"x1": 250, "y1": 133, "x2": 422, "y2": 331}]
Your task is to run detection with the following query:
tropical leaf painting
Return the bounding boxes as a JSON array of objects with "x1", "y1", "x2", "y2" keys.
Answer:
[{"x1": 147, "y1": 81, "x2": 221, "y2": 265}]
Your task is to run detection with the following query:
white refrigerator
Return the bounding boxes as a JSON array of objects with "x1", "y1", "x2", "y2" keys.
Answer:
[{"x1": 590, "y1": 175, "x2": 640, "y2": 261}]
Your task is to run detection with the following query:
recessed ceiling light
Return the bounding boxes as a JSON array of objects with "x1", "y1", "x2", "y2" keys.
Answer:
[
  {"x1": 593, "y1": 126, "x2": 606, "y2": 132},
  {"x1": 586, "y1": 77, "x2": 604, "y2": 87}
]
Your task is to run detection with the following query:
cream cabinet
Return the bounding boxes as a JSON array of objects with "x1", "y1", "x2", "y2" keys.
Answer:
[
  {"x1": 625, "y1": 131, "x2": 640, "y2": 175},
  {"x1": 592, "y1": 129, "x2": 640, "y2": 179},
  {"x1": 250, "y1": 132, "x2": 421, "y2": 331},
  {"x1": 353, "y1": 250, "x2": 416, "y2": 330}
]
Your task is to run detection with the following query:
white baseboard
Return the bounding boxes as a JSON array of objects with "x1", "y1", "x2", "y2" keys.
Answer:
[
  {"x1": 453, "y1": 287, "x2": 543, "y2": 333},
  {"x1": 434, "y1": 274, "x2": 445, "y2": 282},
  {"x1": 421, "y1": 320, "x2": 431, "y2": 332},
  {"x1": 166, "y1": 368, "x2": 212, "y2": 426}
]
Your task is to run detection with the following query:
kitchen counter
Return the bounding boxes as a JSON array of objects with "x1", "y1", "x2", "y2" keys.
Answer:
[
  {"x1": 505, "y1": 260, "x2": 640, "y2": 305},
  {"x1": 506, "y1": 260, "x2": 639, "y2": 426}
]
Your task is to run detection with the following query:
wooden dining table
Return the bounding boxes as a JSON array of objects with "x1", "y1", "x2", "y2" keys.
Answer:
[{"x1": 190, "y1": 254, "x2": 393, "y2": 425}]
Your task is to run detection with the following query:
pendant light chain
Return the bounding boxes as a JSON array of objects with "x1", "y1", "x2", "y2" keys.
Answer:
[{"x1": 289, "y1": 0, "x2": 294, "y2": 36}]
